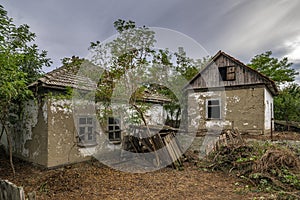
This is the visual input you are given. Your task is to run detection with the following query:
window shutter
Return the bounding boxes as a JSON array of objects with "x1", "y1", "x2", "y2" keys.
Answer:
[{"x1": 226, "y1": 66, "x2": 235, "y2": 80}]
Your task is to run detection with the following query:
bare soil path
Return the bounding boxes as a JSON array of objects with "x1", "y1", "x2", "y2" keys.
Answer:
[
  {"x1": 0, "y1": 155, "x2": 270, "y2": 200},
  {"x1": 3, "y1": 131, "x2": 298, "y2": 199}
]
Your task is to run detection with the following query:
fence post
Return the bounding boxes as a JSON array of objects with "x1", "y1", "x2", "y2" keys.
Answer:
[{"x1": 0, "y1": 179, "x2": 25, "y2": 200}]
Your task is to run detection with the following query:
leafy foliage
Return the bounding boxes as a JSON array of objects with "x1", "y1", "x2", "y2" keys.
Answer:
[
  {"x1": 248, "y1": 51, "x2": 298, "y2": 85},
  {"x1": 90, "y1": 19, "x2": 155, "y2": 102},
  {"x1": 0, "y1": 5, "x2": 51, "y2": 112},
  {"x1": 248, "y1": 51, "x2": 300, "y2": 127},
  {"x1": 174, "y1": 47, "x2": 210, "y2": 81},
  {"x1": 274, "y1": 84, "x2": 300, "y2": 128},
  {"x1": 88, "y1": 19, "x2": 207, "y2": 126},
  {"x1": 0, "y1": 5, "x2": 51, "y2": 175}
]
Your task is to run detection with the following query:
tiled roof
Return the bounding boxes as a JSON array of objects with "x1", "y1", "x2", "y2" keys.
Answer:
[
  {"x1": 29, "y1": 65, "x2": 171, "y2": 104},
  {"x1": 29, "y1": 64, "x2": 97, "y2": 91}
]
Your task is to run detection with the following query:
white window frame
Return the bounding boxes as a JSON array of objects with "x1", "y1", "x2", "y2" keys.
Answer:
[
  {"x1": 77, "y1": 116, "x2": 97, "y2": 147},
  {"x1": 206, "y1": 99, "x2": 221, "y2": 120}
]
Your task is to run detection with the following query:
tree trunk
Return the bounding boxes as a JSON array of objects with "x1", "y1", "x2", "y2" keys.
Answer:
[
  {"x1": 3, "y1": 123, "x2": 15, "y2": 176},
  {"x1": 285, "y1": 115, "x2": 290, "y2": 131},
  {"x1": 0, "y1": 125, "x2": 4, "y2": 141}
]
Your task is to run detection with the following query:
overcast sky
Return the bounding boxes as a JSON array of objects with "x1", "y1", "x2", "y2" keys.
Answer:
[{"x1": 2, "y1": 0, "x2": 300, "y2": 83}]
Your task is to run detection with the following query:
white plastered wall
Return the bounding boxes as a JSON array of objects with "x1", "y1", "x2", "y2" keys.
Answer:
[{"x1": 264, "y1": 88, "x2": 274, "y2": 131}]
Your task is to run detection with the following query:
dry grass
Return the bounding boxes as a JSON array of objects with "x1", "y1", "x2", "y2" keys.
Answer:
[
  {"x1": 204, "y1": 141, "x2": 300, "y2": 199},
  {"x1": 254, "y1": 147, "x2": 300, "y2": 173}
]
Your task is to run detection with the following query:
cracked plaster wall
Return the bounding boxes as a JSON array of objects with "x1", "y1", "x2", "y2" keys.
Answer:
[
  {"x1": 1, "y1": 95, "x2": 174, "y2": 168},
  {"x1": 2, "y1": 99, "x2": 49, "y2": 166},
  {"x1": 47, "y1": 98, "x2": 167, "y2": 168},
  {"x1": 187, "y1": 87, "x2": 267, "y2": 134},
  {"x1": 47, "y1": 98, "x2": 99, "y2": 168}
]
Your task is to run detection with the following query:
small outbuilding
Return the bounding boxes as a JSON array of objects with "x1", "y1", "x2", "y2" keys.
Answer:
[{"x1": 185, "y1": 51, "x2": 278, "y2": 134}]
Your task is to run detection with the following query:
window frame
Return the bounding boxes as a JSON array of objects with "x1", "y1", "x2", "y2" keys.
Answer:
[
  {"x1": 107, "y1": 117, "x2": 121, "y2": 142},
  {"x1": 77, "y1": 116, "x2": 97, "y2": 147},
  {"x1": 206, "y1": 99, "x2": 221, "y2": 120}
]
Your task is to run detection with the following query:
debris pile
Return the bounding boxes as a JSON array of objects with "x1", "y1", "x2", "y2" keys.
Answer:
[
  {"x1": 204, "y1": 138, "x2": 300, "y2": 199},
  {"x1": 122, "y1": 125, "x2": 183, "y2": 169},
  {"x1": 215, "y1": 128, "x2": 245, "y2": 150},
  {"x1": 201, "y1": 128, "x2": 245, "y2": 156},
  {"x1": 254, "y1": 147, "x2": 300, "y2": 173}
]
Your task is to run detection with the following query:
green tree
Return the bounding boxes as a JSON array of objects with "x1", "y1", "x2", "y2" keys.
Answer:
[
  {"x1": 162, "y1": 48, "x2": 210, "y2": 127},
  {"x1": 174, "y1": 47, "x2": 210, "y2": 81},
  {"x1": 274, "y1": 83, "x2": 300, "y2": 130},
  {"x1": 89, "y1": 19, "x2": 210, "y2": 128},
  {"x1": 248, "y1": 51, "x2": 300, "y2": 130},
  {"x1": 0, "y1": 5, "x2": 51, "y2": 175},
  {"x1": 89, "y1": 20, "x2": 156, "y2": 126},
  {"x1": 248, "y1": 51, "x2": 298, "y2": 85}
]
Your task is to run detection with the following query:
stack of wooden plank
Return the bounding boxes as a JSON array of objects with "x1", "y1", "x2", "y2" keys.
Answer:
[{"x1": 122, "y1": 125, "x2": 183, "y2": 169}]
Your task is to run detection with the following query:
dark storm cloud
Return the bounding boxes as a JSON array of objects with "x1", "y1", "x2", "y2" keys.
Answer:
[
  {"x1": 2, "y1": 0, "x2": 300, "y2": 83},
  {"x1": 1, "y1": 0, "x2": 186, "y2": 68}
]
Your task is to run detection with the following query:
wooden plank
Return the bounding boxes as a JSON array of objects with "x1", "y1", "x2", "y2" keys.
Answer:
[{"x1": 165, "y1": 134, "x2": 182, "y2": 167}]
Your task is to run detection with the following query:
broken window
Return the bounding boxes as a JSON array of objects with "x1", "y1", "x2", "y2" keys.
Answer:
[
  {"x1": 219, "y1": 66, "x2": 235, "y2": 81},
  {"x1": 108, "y1": 117, "x2": 121, "y2": 142},
  {"x1": 78, "y1": 116, "x2": 96, "y2": 147},
  {"x1": 207, "y1": 99, "x2": 221, "y2": 119}
]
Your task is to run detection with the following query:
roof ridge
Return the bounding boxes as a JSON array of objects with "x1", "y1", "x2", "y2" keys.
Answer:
[
  {"x1": 184, "y1": 50, "x2": 278, "y2": 95},
  {"x1": 219, "y1": 51, "x2": 278, "y2": 94}
]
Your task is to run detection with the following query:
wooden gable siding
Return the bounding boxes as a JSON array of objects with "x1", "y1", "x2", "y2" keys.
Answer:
[{"x1": 190, "y1": 53, "x2": 268, "y2": 89}]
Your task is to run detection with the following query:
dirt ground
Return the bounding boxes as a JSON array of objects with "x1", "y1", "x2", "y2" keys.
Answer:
[
  {"x1": 1, "y1": 131, "x2": 299, "y2": 200},
  {"x1": 0, "y1": 159, "x2": 270, "y2": 200}
]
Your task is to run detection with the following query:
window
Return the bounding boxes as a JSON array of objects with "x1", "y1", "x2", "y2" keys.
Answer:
[
  {"x1": 219, "y1": 66, "x2": 235, "y2": 81},
  {"x1": 207, "y1": 99, "x2": 221, "y2": 119},
  {"x1": 78, "y1": 117, "x2": 96, "y2": 147},
  {"x1": 108, "y1": 117, "x2": 121, "y2": 142}
]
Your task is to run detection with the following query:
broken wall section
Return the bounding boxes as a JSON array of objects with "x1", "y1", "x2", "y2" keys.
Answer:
[{"x1": 0, "y1": 99, "x2": 48, "y2": 167}]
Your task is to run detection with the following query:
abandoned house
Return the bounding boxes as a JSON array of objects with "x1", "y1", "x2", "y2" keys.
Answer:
[
  {"x1": 1, "y1": 51, "x2": 279, "y2": 168},
  {"x1": 185, "y1": 51, "x2": 278, "y2": 135},
  {"x1": 1, "y1": 64, "x2": 170, "y2": 168}
]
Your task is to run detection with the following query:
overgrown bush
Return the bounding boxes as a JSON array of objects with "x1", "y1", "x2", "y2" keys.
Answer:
[{"x1": 203, "y1": 142, "x2": 300, "y2": 199}]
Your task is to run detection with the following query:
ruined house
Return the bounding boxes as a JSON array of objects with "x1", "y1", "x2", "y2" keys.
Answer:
[
  {"x1": 1, "y1": 51, "x2": 279, "y2": 168},
  {"x1": 2, "y1": 64, "x2": 169, "y2": 168},
  {"x1": 185, "y1": 51, "x2": 278, "y2": 134}
]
